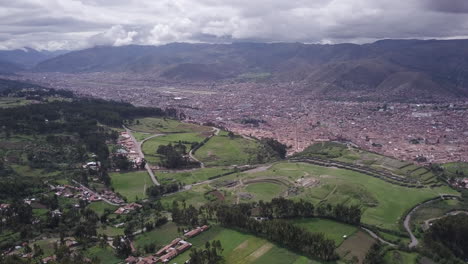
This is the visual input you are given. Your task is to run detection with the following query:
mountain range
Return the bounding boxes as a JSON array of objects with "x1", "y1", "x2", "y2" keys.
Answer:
[{"x1": 2, "y1": 39, "x2": 468, "y2": 100}]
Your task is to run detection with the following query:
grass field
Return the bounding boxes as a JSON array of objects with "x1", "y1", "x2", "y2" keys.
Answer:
[
  {"x1": 170, "y1": 225, "x2": 322, "y2": 264},
  {"x1": 142, "y1": 133, "x2": 205, "y2": 164},
  {"x1": 0, "y1": 97, "x2": 31, "y2": 108},
  {"x1": 383, "y1": 250, "x2": 419, "y2": 264},
  {"x1": 244, "y1": 182, "x2": 287, "y2": 202},
  {"x1": 290, "y1": 218, "x2": 358, "y2": 246},
  {"x1": 158, "y1": 167, "x2": 236, "y2": 185},
  {"x1": 87, "y1": 201, "x2": 117, "y2": 216},
  {"x1": 134, "y1": 222, "x2": 180, "y2": 249},
  {"x1": 85, "y1": 246, "x2": 122, "y2": 264},
  {"x1": 194, "y1": 134, "x2": 268, "y2": 166},
  {"x1": 160, "y1": 183, "x2": 216, "y2": 208},
  {"x1": 239, "y1": 162, "x2": 459, "y2": 231},
  {"x1": 129, "y1": 117, "x2": 212, "y2": 134},
  {"x1": 110, "y1": 171, "x2": 151, "y2": 202}
]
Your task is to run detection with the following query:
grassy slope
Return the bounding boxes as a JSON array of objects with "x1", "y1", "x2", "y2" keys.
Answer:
[
  {"x1": 142, "y1": 132, "x2": 205, "y2": 164},
  {"x1": 383, "y1": 250, "x2": 419, "y2": 264},
  {"x1": 240, "y1": 162, "x2": 459, "y2": 231},
  {"x1": 194, "y1": 134, "x2": 265, "y2": 166},
  {"x1": 134, "y1": 222, "x2": 180, "y2": 249},
  {"x1": 110, "y1": 171, "x2": 151, "y2": 202},
  {"x1": 290, "y1": 218, "x2": 358, "y2": 246},
  {"x1": 158, "y1": 167, "x2": 236, "y2": 185},
  {"x1": 244, "y1": 182, "x2": 287, "y2": 202},
  {"x1": 129, "y1": 117, "x2": 211, "y2": 134}
]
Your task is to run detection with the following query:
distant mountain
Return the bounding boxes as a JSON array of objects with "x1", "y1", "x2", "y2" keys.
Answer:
[
  {"x1": 0, "y1": 60, "x2": 24, "y2": 75},
  {"x1": 33, "y1": 40, "x2": 468, "y2": 100},
  {"x1": 0, "y1": 48, "x2": 66, "y2": 69}
]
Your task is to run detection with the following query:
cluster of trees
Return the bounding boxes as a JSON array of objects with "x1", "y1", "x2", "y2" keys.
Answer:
[
  {"x1": 112, "y1": 236, "x2": 132, "y2": 258},
  {"x1": 260, "y1": 138, "x2": 288, "y2": 159},
  {"x1": 156, "y1": 143, "x2": 199, "y2": 169},
  {"x1": 215, "y1": 204, "x2": 338, "y2": 261},
  {"x1": 146, "y1": 182, "x2": 181, "y2": 198},
  {"x1": 423, "y1": 214, "x2": 468, "y2": 264},
  {"x1": 171, "y1": 201, "x2": 200, "y2": 226},
  {"x1": 189, "y1": 240, "x2": 224, "y2": 264},
  {"x1": 214, "y1": 198, "x2": 362, "y2": 225}
]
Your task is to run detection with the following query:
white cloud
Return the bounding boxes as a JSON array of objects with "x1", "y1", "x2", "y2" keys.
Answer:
[{"x1": 0, "y1": 0, "x2": 468, "y2": 50}]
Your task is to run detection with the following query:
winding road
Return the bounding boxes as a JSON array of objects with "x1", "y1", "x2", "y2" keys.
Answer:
[
  {"x1": 188, "y1": 127, "x2": 220, "y2": 168},
  {"x1": 123, "y1": 126, "x2": 162, "y2": 186},
  {"x1": 403, "y1": 194, "x2": 460, "y2": 248}
]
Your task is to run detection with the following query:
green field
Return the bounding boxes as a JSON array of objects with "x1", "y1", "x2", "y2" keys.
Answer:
[
  {"x1": 239, "y1": 162, "x2": 459, "y2": 231},
  {"x1": 0, "y1": 97, "x2": 31, "y2": 108},
  {"x1": 158, "y1": 167, "x2": 236, "y2": 185},
  {"x1": 129, "y1": 117, "x2": 212, "y2": 134},
  {"x1": 170, "y1": 225, "x2": 322, "y2": 264},
  {"x1": 442, "y1": 162, "x2": 468, "y2": 178},
  {"x1": 87, "y1": 201, "x2": 118, "y2": 216},
  {"x1": 383, "y1": 250, "x2": 419, "y2": 264},
  {"x1": 290, "y1": 218, "x2": 358, "y2": 245},
  {"x1": 296, "y1": 142, "x2": 437, "y2": 183},
  {"x1": 160, "y1": 183, "x2": 216, "y2": 208},
  {"x1": 85, "y1": 246, "x2": 122, "y2": 264},
  {"x1": 110, "y1": 171, "x2": 152, "y2": 202},
  {"x1": 134, "y1": 222, "x2": 180, "y2": 249},
  {"x1": 142, "y1": 133, "x2": 205, "y2": 164},
  {"x1": 244, "y1": 182, "x2": 287, "y2": 202},
  {"x1": 194, "y1": 134, "x2": 270, "y2": 166}
]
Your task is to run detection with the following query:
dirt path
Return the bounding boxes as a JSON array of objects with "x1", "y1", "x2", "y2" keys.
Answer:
[
  {"x1": 423, "y1": 210, "x2": 468, "y2": 230},
  {"x1": 188, "y1": 127, "x2": 220, "y2": 168},
  {"x1": 361, "y1": 227, "x2": 396, "y2": 247}
]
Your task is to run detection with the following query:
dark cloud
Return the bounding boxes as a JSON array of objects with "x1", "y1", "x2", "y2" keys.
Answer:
[
  {"x1": 1, "y1": 0, "x2": 468, "y2": 50},
  {"x1": 424, "y1": 0, "x2": 468, "y2": 14}
]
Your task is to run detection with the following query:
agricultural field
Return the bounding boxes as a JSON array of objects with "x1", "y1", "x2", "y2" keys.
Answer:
[
  {"x1": 194, "y1": 133, "x2": 272, "y2": 167},
  {"x1": 336, "y1": 231, "x2": 375, "y2": 263},
  {"x1": 170, "y1": 226, "x2": 323, "y2": 264},
  {"x1": 128, "y1": 117, "x2": 212, "y2": 134},
  {"x1": 158, "y1": 166, "x2": 236, "y2": 185},
  {"x1": 236, "y1": 162, "x2": 459, "y2": 231},
  {"x1": 142, "y1": 132, "x2": 206, "y2": 164},
  {"x1": 110, "y1": 171, "x2": 151, "y2": 202},
  {"x1": 290, "y1": 218, "x2": 358, "y2": 245}
]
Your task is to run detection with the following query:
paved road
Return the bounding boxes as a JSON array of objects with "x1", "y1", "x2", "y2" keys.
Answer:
[
  {"x1": 423, "y1": 210, "x2": 468, "y2": 230},
  {"x1": 123, "y1": 126, "x2": 162, "y2": 186},
  {"x1": 72, "y1": 180, "x2": 122, "y2": 206},
  {"x1": 403, "y1": 194, "x2": 459, "y2": 248}
]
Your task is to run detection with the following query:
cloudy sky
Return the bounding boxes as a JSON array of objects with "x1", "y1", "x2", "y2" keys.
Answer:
[{"x1": 1, "y1": 0, "x2": 468, "y2": 50}]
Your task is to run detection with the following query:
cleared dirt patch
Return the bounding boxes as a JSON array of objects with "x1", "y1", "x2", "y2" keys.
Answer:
[
  {"x1": 337, "y1": 230, "x2": 375, "y2": 264},
  {"x1": 233, "y1": 240, "x2": 249, "y2": 251},
  {"x1": 246, "y1": 242, "x2": 273, "y2": 261},
  {"x1": 208, "y1": 190, "x2": 225, "y2": 201}
]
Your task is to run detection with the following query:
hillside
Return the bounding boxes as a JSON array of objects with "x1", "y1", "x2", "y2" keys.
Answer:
[{"x1": 30, "y1": 39, "x2": 468, "y2": 100}]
